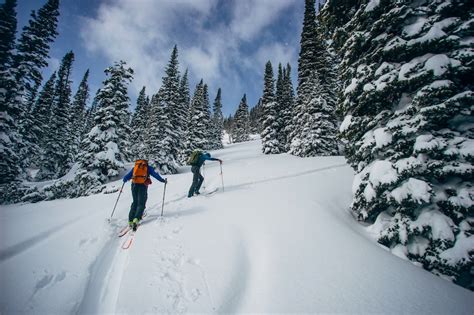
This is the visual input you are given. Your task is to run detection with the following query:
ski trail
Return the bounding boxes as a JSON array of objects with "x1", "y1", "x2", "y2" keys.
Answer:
[
  {"x1": 76, "y1": 228, "x2": 128, "y2": 314},
  {"x1": 0, "y1": 217, "x2": 78, "y2": 262}
]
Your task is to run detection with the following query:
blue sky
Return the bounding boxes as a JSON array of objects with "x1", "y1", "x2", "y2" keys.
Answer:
[{"x1": 15, "y1": 0, "x2": 308, "y2": 116}]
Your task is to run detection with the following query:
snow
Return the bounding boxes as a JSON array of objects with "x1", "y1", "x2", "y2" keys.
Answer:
[
  {"x1": 373, "y1": 127, "x2": 392, "y2": 148},
  {"x1": 1, "y1": 140, "x2": 474, "y2": 314},
  {"x1": 344, "y1": 78, "x2": 358, "y2": 95},
  {"x1": 440, "y1": 233, "x2": 474, "y2": 266},
  {"x1": 424, "y1": 54, "x2": 454, "y2": 76},
  {"x1": 368, "y1": 160, "x2": 398, "y2": 188},
  {"x1": 403, "y1": 17, "x2": 428, "y2": 37},
  {"x1": 339, "y1": 115, "x2": 352, "y2": 132},
  {"x1": 413, "y1": 210, "x2": 455, "y2": 242},
  {"x1": 364, "y1": 0, "x2": 380, "y2": 12},
  {"x1": 390, "y1": 178, "x2": 432, "y2": 204}
]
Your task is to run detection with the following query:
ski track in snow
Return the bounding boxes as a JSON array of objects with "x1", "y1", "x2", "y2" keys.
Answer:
[{"x1": 0, "y1": 217, "x2": 79, "y2": 262}]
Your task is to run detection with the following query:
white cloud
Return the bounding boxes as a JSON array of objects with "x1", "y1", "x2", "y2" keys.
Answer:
[
  {"x1": 230, "y1": 0, "x2": 295, "y2": 41},
  {"x1": 80, "y1": 0, "x2": 297, "y2": 104}
]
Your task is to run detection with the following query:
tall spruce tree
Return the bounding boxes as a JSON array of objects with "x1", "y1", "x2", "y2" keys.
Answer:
[
  {"x1": 202, "y1": 83, "x2": 213, "y2": 150},
  {"x1": 70, "y1": 69, "x2": 90, "y2": 160},
  {"x1": 282, "y1": 64, "x2": 295, "y2": 151},
  {"x1": 178, "y1": 69, "x2": 191, "y2": 161},
  {"x1": 37, "y1": 51, "x2": 75, "y2": 179},
  {"x1": 335, "y1": 0, "x2": 474, "y2": 288},
  {"x1": 76, "y1": 61, "x2": 134, "y2": 193},
  {"x1": 210, "y1": 88, "x2": 224, "y2": 149},
  {"x1": 0, "y1": 0, "x2": 17, "y2": 78},
  {"x1": 233, "y1": 94, "x2": 250, "y2": 143},
  {"x1": 261, "y1": 61, "x2": 281, "y2": 154},
  {"x1": 0, "y1": 0, "x2": 22, "y2": 192},
  {"x1": 289, "y1": 72, "x2": 338, "y2": 156},
  {"x1": 250, "y1": 98, "x2": 263, "y2": 134},
  {"x1": 161, "y1": 45, "x2": 184, "y2": 168},
  {"x1": 146, "y1": 88, "x2": 176, "y2": 174},
  {"x1": 290, "y1": 0, "x2": 339, "y2": 157},
  {"x1": 130, "y1": 86, "x2": 150, "y2": 159},
  {"x1": 14, "y1": 0, "x2": 59, "y2": 105},
  {"x1": 84, "y1": 89, "x2": 100, "y2": 134},
  {"x1": 186, "y1": 80, "x2": 209, "y2": 151},
  {"x1": 28, "y1": 72, "x2": 56, "y2": 166}
]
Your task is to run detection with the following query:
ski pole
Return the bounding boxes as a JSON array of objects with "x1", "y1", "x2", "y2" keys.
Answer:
[
  {"x1": 220, "y1": 163, "x2": 224, "y2": 192},
  {"x1": 161, "y1": 181, "x2": 167, "y2": 217},
  {"x1": 109, "y1": 182, "x2": 125, "y2": 222}
]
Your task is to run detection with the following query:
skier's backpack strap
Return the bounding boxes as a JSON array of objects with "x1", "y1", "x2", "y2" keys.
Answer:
[{"x1": 132, "y1": 160, "x2": 149, "y2": 184}]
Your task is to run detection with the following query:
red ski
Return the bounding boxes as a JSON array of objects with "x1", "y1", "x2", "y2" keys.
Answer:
[{"x1": 118, "y1": 226, "x2": 131, "y2": 237}]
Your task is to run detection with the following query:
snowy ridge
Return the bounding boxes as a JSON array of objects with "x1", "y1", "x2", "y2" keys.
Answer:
[{"x1": 1, "y1": 140, "x2": 473, "y2": 313}]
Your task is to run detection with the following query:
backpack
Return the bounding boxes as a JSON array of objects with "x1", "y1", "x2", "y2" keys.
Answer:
[
  {"x1": 132, "y1": 160, "x2": 149, "y2": 184},
  {"x1": 187, "y1": 150, "x2": 203, "y2": 166}
]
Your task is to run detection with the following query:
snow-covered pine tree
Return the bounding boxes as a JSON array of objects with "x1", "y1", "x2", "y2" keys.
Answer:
[
  {"x1": 161, "y1": 45, "x2": 184, "y2": 169},
  {"x1": 84, "y1": 89, "x2": 100, "y2": 134},
  {"x1": 28, "y1": 72, "x2": 56, "y2": 166},
  {"x1": 37, "y1": 51, "x2": 75, "y2": 180},
  {"x1": 130, "y1": 86, "x2": 150, "y2": 160},
  {"x1": 178, "y1": 69, "x2": 191, "y2": 162},
  {"x1": 233, "y1": 94, "x2": 250, "y2": 143},
  {"x1": 261, "y1": 61, "x2": 281, "y2": 154},
  {"x1": 146, "y1": 88, "x2": 177, "y2": 174},
  {"x1": 289, "y1": 71, "x2": 339, "y2": 157},
  {"x1": 76, "y1": 61, "x2": 134, "y2": 194},
  {"x1": 0, "y1": 0, "x2": 16, "y2": 80},
  {"x1": 14, "y1": 0, "x2": 59, "y2": 106},
  {"x1": 210, "y1": 88, "x2": 224, "y2": 149},
  {"x1": 249, "y1": 98, "x2": 263, "y2": 134},
  {"x1": 275, "y1": 63, "x2": 287, "y2": 151},
  {"x1": 290, "y1": 0, "x2": 339, "y2": 157},
  {"x1": 282, "y1": 64, "x2": 295, "y2": 151},
  {"x1": 70, "y1": 69, "x2": 90, "y2": 161},
  {"x1": 0, "y1": 0, "x2": 22, "y2": 193},
  {"x1": 186, "y1": 80, "x2": 209, "y2": 151},
  {"x1": 337, "y1": 0, "x2": 474, "y2": 289},
  {"x1": 202, "y1": 83, "x2": 214, "y2": 150}
]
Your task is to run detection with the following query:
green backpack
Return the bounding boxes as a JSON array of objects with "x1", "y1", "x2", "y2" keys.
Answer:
[{"x1": 187, "y1": 149, "x2": 203, "y2": 165}]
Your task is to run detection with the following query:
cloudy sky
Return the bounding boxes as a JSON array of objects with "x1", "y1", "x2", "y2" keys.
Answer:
[{"x1": 16, "y1": 0, "x2": 308, "y2": 116}]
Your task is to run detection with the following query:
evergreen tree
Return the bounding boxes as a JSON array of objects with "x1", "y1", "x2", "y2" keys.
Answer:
[
  {"x1": 186, "y1": 80, "x2": 209, "y2": 151},
  {"x1": 28, "y1": 72, "x2": 56, "y2": 165},
  {"x1": 261, "y1": 61, "x2": 281, "y2": 154},
  {"x1": 282, "y1": 64, "x2": 295, "y2": 151},
  {"x1": 336, "y1": 0, "x2": 474, "y2": 288},
  {"x1": 289, "y1": 72, "x2": 338, "y2": 156},
  {"x1": 202, "y1": 83, "x2": 213, "y2": 150},
  {"x1": 130, "y1": 86, "x2": 150, "y2": 159},
  {"x1": 161, "y1": 45, "x2": 183, "y2": 169},
  {"x1": 84, "y1": 89, "x2": 100, "y2": 134},
  {"x1": 70, "y1": 69, "x2": 90, "y2": 160},
  {"x1": 76, "y1": 61, "x2": 133, "y2": 193},
  {"x1": 249, "y1": 98, "x2": 263, "y2": 134},
  {"x1": 178, "y1": 69, "x2": 191, "y2": 161},
  {"x1": 233, "y1": 94, "x2": 250, "y2": 143},
  {"x1": 210, "y1": 88, "x2": 224, "y2": 149},
  {"x1": 146, "y1": 88, "x2": 176, "y2": 174},
  {"x1": 14, "y1": 0, "x2": 59, "y2": 105},
  {"x1": 37, "y1": 51, "x2": 75, "y2": 179},
  {"x1": 0, "y1": 0, "x2": 22, "y2": 191},
  {"x1": 290, "y1": 0, "x2": 339, "y2": 157},
  {"x1": 298, "y1": 0, "x2": 319, "y2": 89},
  {"x1": 0, "y1": 0, "x2": 17, "y2": 77}
]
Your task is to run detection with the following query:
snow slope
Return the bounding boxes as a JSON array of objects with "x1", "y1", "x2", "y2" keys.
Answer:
[{"x1": 1, "y1": 139, "x2": 473, "y2": 314}]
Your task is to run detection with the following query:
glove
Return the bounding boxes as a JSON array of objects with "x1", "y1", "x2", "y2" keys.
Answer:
[{"x1": 122, "y1": 178, "x2": 127, "y2": 183}]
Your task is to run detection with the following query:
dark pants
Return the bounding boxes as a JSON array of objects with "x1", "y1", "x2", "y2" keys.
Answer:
[
  {"x1": 129, "y1": 183, "x2": 148, "y2": 221},
  {"x1": 188, "y1": 165, "x2": 204, "y2": 197}
]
